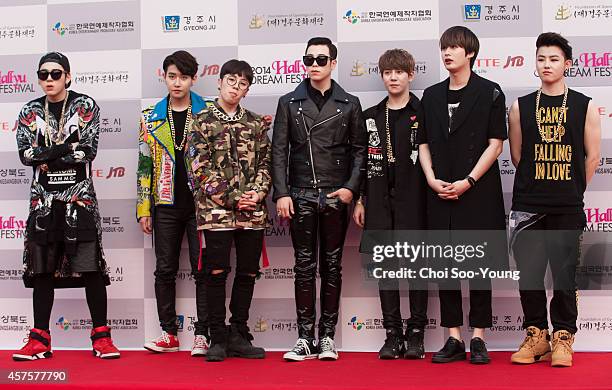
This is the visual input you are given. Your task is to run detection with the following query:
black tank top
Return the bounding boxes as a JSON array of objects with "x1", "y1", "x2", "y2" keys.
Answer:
[{"x1": 512, "y1": 89, "x2": 590, "y2": 214}]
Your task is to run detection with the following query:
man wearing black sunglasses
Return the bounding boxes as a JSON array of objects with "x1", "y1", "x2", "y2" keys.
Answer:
[
  {"x1": 14, "y1": 52, "x2": 120, "y2": 361},
  {"x1": 273, "y1": 37, "x2": 367, "y2": 362}
]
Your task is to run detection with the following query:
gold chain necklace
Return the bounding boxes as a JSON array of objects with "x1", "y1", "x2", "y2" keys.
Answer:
[
  {"x1": 168, "y1": 99, "x2": 192, "y2": 150},
  {"x1": 535, "y1": 86, "x2": 568, "y2": 143},
  {"x1": 211, "y1": 104, "x2": 245, "y2": 122},
  {"x1": 44, "y1": 91, "x2": 69, "y2": 146},
  {"x1": 384, "y1": 102, "x2": 395, "y2": 163}
]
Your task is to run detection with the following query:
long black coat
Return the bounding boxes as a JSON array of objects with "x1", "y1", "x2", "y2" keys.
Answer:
[{"x1": 418, "y1": 72, "x2": 507, "y2": 230}]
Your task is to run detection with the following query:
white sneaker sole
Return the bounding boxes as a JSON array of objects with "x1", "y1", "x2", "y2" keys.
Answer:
[
  {"x1": 94, "y1": 350, "x2": 121, "y2": 359},
  {"x1": 283, "y1": 353, "x2": 318, "y2": 361},
  {"x1": 191, "y1": 348, "x2": 208, "y2": 357},
  {"x1": 318, "y1": 351, "x2": 339, "y2": 360},
  {"x1": 12, "y1": 351, "x2": 52, "y2": 361},
  {"x1": 144, "y1": 343, "x2": 179, "y2": 353}
]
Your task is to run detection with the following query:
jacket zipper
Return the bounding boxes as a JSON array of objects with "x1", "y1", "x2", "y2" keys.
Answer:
[{"x1": 299, "y1": 107, "x2": 342, "y2": 189}]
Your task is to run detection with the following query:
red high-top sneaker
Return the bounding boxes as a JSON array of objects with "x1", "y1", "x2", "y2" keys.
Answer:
[
  {"x1": 13, "y1": 328, "x2": 52, "y2": 361},
  {"x1": 91, "y1": 326, "x2": 121, "y2": 359}
]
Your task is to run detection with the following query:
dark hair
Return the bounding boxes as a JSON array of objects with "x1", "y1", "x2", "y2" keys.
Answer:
[
  {"x1": 439, "y1": 26, "x2": 480, "y2": 68},
  {"x1": 162, "y1": 50, "x2": 198, "y2": 77},
  {"x1": 305, "y1": 37, "x2": 337, "y2": 59},
  {"x1": 378, "y1": 49, "x2": 415, "y2": 75},
  {"x1": 38, "y1": 51, "x2": 71, "y2": 88},
  {"x1": 219, "y1": 59, "x2": 254, "y2": 85},
  {"x1": 536, "y1": 32, "x2": 572, "y2": 60}
]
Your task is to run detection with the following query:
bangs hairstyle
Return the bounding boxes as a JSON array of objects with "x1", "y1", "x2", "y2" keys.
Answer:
[
  {"x1": 163, "y1": 50, "x2": 198, "y2": 77},
  {"x1": 378, "y1": 49, "x2": 415, "y2": 74},
  {"x1": 439, "y1": 26, "x2": 480, "y2": 68},
  {"x1": 219, "y1": 59, "x2": 254, "y2": 85},
  {"x1": 536, "y1": 32, "x2": 572, "y2": 61}
]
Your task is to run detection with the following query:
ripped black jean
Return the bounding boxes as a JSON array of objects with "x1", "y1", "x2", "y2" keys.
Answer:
[{"x1": 203, "y1": 229, "x2": 263, "y2": 344}]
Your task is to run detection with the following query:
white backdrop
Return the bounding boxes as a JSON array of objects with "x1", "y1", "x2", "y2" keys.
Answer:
[{"x1": 0, "y1": 0, "x2": 611, "y2": 352}]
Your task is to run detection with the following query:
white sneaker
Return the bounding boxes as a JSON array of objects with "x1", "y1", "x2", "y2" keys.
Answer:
[
  {"x1": 283, "y1": 338, "x2": 318, "y2": 361},
  {"x1": 318, "y1": 336, "x2": 339, "y2": 360},
  {"x1": 191, "y1": 335, "x2": 209, "y2": 357}
]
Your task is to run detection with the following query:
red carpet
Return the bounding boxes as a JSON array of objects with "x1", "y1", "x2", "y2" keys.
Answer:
[{"x1": 1, "y1": 351, "x2": 611, "y2": 389}]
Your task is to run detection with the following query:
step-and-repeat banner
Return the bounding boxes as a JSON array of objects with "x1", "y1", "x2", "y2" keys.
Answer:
[{"x1": 0, "y1": 0, "x2": 611, "y2": 351}]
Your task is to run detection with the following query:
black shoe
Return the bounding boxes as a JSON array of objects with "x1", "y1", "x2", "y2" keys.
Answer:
[
  {"x1": 283, "y1": 338, "x2": 318, "y2": 361},
  {"x1": 206, "y1": 342, "x2": 227, "y2": 362},
  {"x1": 404, "y1": 328, "x2": 425, "y2": 359},
  {"x1": 470, "y1": 337, "x2": 490, "y2": 364},
  {"x1": 432, "y1": 337, "x2": 466, "y2": 363},
  {"x1": 378, "y1": 330, "x2": 404, "y2": 360},
  {"x1": 227, "y1": 325, "x2": 265, "y2": 359}
]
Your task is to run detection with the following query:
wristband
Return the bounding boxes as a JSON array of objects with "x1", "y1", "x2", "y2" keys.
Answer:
[{"x1": 465, "y1": 175, "x2": 476, "y2": 187}]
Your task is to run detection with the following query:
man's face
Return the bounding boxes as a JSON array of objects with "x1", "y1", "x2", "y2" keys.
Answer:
[
  {"x1": 536, "y1": 45, "x2": 571, "y2": 85},
  {"x1": 304, "y1": 44, "x2": 336, "y2": 82},
  {"x1": 37, "y1": 62, "x2": 70, "y2": 98},
  {"x1": 441, "y1": 45, "x2": 473, "y2": 72},
  {"x1": 164, "y1": 64, "x2": 196, "y2": 100},
  {"x1": 382, "y1": 68, "x2": 413, "y2": 96},
  {"x1": 217, "y1": 73, "x2": 250, "y2": 107}
]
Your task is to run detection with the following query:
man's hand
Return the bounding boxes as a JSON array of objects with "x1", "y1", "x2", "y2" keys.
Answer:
[
  {"x1": 448, "y1": 179, "x2": 471, "y2": 199},
  {"x1": 74, "y1": 150, "x2": 85, "y2": 160},
  {"x1": 237, "y1": 190, "x2": 260, "y2": 211},
  {"x1": 327, "y1": 188, "x2": 353, "y2": 204},
  {"x1": 429, "y1": 179, "x2": 458, "y2": 200},
  {"x1": 353, "y1": 202, "x2": 365, "y2": 228},
  {"x1": 139, "y1": 216, "x2": 152, "y2": 234},
  {"x1": 276, "y1": 196, "x2": 294, "y2": 219}
]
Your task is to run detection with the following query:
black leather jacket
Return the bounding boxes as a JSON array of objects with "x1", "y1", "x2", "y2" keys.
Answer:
[{"x1": 272, "y1": 79, "x2": 367, "y2": 201}]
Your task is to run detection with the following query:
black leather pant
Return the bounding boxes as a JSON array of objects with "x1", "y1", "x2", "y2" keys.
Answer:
[
  {"x1": 153, "y1": 206, "x2": 208, "y2": 336},
  {"x1": 290, "y1": 187, "x2": 349, "y2": 340}
]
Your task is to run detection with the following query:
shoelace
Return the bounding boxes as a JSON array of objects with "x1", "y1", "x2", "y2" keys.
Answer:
[
  {"x1": 320, "y1": 337, "x2": 335, "y2": 352},
  {"x1": 520, "y1": 330, "x2": 539, "y2": 350},
  {"x1": 154, "y1": 332, "x2": 171, "y2": 344},
  {"x1": 472, "y1": 339, "x2": 486, "y2": 353},
  {"x1": 193, "y1": 335, "x2": 208, "y2": 349},
  {"x1": 554, "y1": 334, "x2": 573, "y2": 355},
  {"x1": 291, "y1": 338, "x2": 310, "y2": 353},
  {"x1": 383, "y1": 335, "x2": 400, "y2": 349}
]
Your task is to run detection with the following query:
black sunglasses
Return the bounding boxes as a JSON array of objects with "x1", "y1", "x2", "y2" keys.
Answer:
[
  {"x1": 303, "y1": 55, "x2": 333, "y2": 67},
  {"x1": 37, "y1": 69, "x2": 66, "y2": 81}
]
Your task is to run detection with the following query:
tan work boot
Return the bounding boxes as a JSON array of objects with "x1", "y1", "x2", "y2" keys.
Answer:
[
  {"x1": 551, "y1": 330, "x2": 574, "y2": 367},
  {"x1": 510, "y1": 326, "x2": 552, "y2": 364}
]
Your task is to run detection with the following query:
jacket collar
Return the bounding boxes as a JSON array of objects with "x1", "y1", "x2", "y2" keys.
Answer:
[
  {"x1": 447, "y1": 72, "x2": 481, "y2": 133},
  {"x1": 147, "y1": 91, "x2": 209, "y2": 123},
  {"x1": 291, "y1": 79, "x2": 350, "y2": 103},
  {"x1": 430, "y1": 72, "x2": 481, "y2": 136}
]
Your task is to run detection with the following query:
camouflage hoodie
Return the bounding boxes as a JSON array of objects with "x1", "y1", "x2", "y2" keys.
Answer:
[{"x1": 185, "y1": 102, "x2": 272, "y2": 230}]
